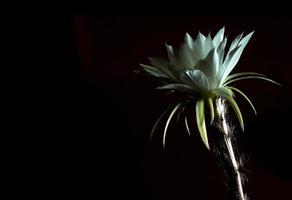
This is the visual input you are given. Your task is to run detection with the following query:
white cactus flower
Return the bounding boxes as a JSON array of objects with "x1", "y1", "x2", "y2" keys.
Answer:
[{"x1": 140, "y1": 27, "x2": 279, "y2": 150}]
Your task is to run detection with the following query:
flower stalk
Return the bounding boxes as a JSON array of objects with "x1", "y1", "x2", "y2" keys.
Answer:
[{"x1": 215, "y1": 97, "x2": 246, "y2": 200}]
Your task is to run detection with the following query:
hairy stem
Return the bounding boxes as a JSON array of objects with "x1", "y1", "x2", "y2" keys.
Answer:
[{"x1": 215, "y1": 97, "x2": 246, "y2": 200}]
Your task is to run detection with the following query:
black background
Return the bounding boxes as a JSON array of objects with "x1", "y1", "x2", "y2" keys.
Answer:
[{"x1": 64, "y1": 16, "x2": 292, "y2": 199}]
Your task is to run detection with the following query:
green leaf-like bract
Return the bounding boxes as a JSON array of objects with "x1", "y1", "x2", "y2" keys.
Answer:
[{"x1": 196, "y1": 100, "x2": 210, "y2": 149}]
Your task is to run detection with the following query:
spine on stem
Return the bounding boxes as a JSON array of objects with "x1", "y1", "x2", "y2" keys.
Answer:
[{"x1": 214, "y1": 97, "x2": 247, "y2": 200}]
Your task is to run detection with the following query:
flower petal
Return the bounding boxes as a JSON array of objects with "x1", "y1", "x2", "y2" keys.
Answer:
[
  {"x1": 217, "y1": 36, "x2": 227, "y2": 65},
  {"x1": 228, "y1": 32, "x2": 243, "y2": 53},
  {"x1": 205, "y1": 48, "x2": 219, "y2": 86},
  {"x1": 185, "y1": 33, "x2": 194, "y2": 49},
  {"x1": 239, "y1": 31, "x2": 254, "y2": 47},
  {"x1": 140, "y1": 64, "x2": 171, "y2": 79},
  {"x1": 186, "y1": 69, "x2": 210, "y2": 90},
  {"x1": 157, "y1": 83, "x2": 197, "y2": 94},
  {"x1": 193, "y1": 32, "x2": 206, "y2": 59},
  {"x1": 220, "y1": 45, "x2": 242, "y2": 82},
  {"x1": 203, "y1": 33, "x2": 215, "y2": 57},
  {"x1": 149, "y1": 57, "x2": 182, "y2": 81},
  {"x1": 221, "y1": 31, "x2": 254, "y2": 82},
  {"x1": 213, "y1": 27, "x2": 225, "y2": 48},
  {"x1": 179, "y1": 44, "x2": 196, "y2": 69},
  {"x1": 165, "y1": 44, "x2": 179, "y2": 66},
  {"x1": 193, "y1": 48, "x2": 219, "y2": 88},
  {"x1": 149, "y1": 57, "x2": 169, "y2": 68},
  {"x1": 197, "y1": 32, "x2": 206, "y2": 47}
]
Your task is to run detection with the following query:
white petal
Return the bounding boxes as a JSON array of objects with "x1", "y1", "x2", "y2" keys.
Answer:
[
  {"x1": 203, "y1": 33, "x2": 214, "y2": 58},
  {"x1": 194, "y1": 48, "x2": 219, "y2": 88},
  {"x1": 165, "y1": 44, "x2": 179, "y2": 66},
  {"x1": 238, "y1": 31, "x2": 254, "y2": 47},
  {"x1": 186, "y1": 69, "x2": 210, "y2": 90},
  {"x1": 195, "y1": 60, "x2": 211, "y2": 79},
  {"x1": 149, "y1": 57, "x2": 172, "y2": 75},
  {"x1": 206, "y1": 48, "x2": 219, "y2": 75},
  {"x1": 180, "y1": 72, "x2": 201, "y2": 91},
  {"x1": 149, "y1": 57, "x2": 180, "y2": 81},
  {"x1": 157, "y1": 83, "x2": 196, "y2": 94},
  {"x1": 185, "y1": 33, "x2": 194, "y2": 49},
  {"x1": 213, "y1": 27, "x2": 225, "y2": 48},
  {"x1": 140, "y1": 64, "x2": 170, "y2": 78},
  {"x1": 221, "y1": 31, "x2": 254, "y2": 82},
  {"x1": 217, "y1": 37, "x2": 227, "y2": 65},
  {"x1": 220, "y1": 45, "x2": 242, "y2": 82},
  {"x1": 198, "y1": 32, "x2": 206, "y2": 46},
  {"x1": 179, "y1": 44, "x2": 196, "y2": 68},
  {"x1": 192, "y1": 32, "x2": 206, "y2": 60},
  {"x1": 229, "y1": 33, "x2": 243, "y2": 52},
  {"x1": 149, "y1": 57, "x2": 169, "y2": 68}
]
